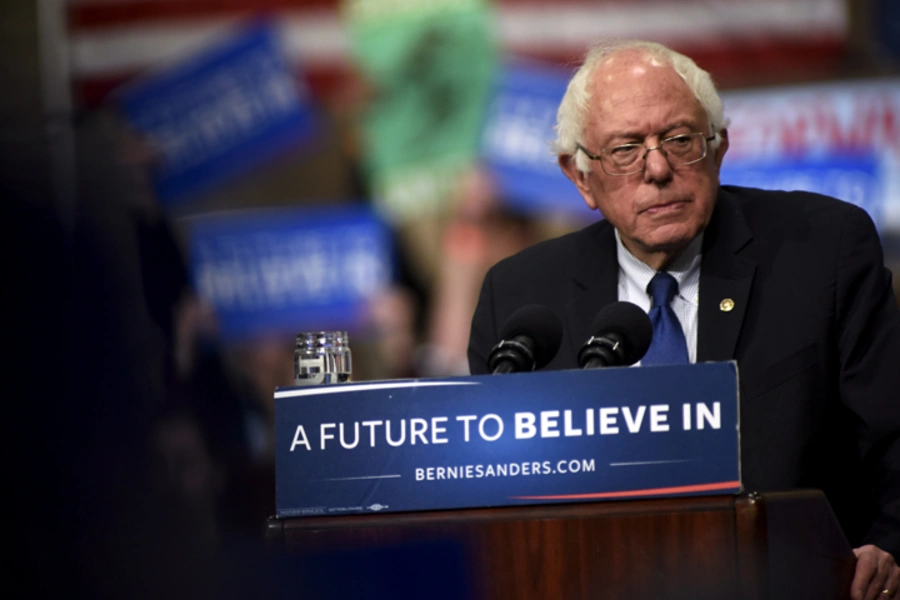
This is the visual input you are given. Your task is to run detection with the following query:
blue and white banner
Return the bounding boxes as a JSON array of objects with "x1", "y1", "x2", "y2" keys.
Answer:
[
  {"x1": 116, "y1": 22, "x2": 320, "y2": 206},
  {"x1": 187, "y1": 205, "x2": 393, "y2": 341},
  {"x1": 274, "y1": 362, "x2": 741, "y2": 517},
  {"x1": 722, "y1": 79, "x2": 900, "y2": 233},
  {"x1": 720, "y1": 154, "x2": 883, "y2": 230},
  {"x1": 479, "y1": 61, "x2": 593, "y2": 219}
]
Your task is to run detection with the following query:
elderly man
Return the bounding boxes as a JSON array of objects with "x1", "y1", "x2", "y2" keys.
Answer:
[{"x1": 467, "y1": 40, "x2": 900, "y2": 599}]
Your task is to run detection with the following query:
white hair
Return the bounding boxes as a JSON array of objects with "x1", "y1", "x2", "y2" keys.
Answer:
[{"x1": 554, "y1": 40, "x2": 730, "y2": 173}]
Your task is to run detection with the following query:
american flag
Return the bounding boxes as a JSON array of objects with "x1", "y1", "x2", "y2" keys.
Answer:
[{"x1": 66, "y1": 0, "x2": 849, "y2": 108}]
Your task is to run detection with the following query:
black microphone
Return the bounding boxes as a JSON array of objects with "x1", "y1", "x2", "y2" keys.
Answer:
[
  {"x1": 578, "y1": 302, "x2": 653, "y2": 369},
  {"x1": 488, "y1": 305, "x2": 563, "y2": 374}
]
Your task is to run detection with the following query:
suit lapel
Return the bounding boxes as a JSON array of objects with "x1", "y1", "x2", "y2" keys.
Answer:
[
  {"x1": 698, "y1": 189, "x2": 757, "y2": 362},
  {"x1": 559, "y1": 192, "x2": 756, "y2": 364},
  {"x1": 564, "y1": 221, "x2": 619, "y2": 361}
]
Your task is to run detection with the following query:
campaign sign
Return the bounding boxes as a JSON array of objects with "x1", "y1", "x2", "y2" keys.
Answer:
[
  {"x1": 116, "y1": 22, "x2": 319, "y2": 206},
  {"x1": 480, "y1": 61, "x2": 593, "y2": 219},
  {"x1": 187, "y1": 204, "x2": 393, "y2": 341},
  {"x1": 720, "y1": 154, "x2": 882, "y2": 230},
  {"x1": 721, "y1": 79, "x2": 900, "y2": 232},
  {"x1": 274, "y1": 362, "x2": 740, "y2": 517}
]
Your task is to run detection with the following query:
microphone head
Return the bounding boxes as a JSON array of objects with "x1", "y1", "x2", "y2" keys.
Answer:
[
  {"x1": 498, "y1": 305, "x2": 564, "y2": 370},
  {"x1": 588, "y1": 302, "x2": 653, "y2": 366}
]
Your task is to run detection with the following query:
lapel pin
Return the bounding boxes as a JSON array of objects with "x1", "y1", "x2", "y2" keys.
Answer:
[{"x1": 720, "y1": 298, "x2": 735, "y2": 312}]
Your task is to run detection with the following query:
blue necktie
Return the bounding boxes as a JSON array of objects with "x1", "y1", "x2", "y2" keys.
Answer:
[{"x1": 642, "y1": 272, "x2": 689, "y2": 365}]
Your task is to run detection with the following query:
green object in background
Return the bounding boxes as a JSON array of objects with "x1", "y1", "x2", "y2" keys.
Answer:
[{"x1": 343, "y1": 0, "x2": 497, "y2": 221}]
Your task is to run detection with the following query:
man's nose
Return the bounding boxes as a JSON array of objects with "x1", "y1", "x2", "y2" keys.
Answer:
[{"x1": 642, "y1": 146, "x2": 672, "y2": 183}]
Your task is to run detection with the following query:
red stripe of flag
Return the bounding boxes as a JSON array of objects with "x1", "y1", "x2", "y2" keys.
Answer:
[{"x1": 69, "y1": 0, "x2": 339, "y2": 28}]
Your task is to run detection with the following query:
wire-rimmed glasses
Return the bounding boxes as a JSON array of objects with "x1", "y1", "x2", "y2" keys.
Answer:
[{"x1": 576, "y1": 132, "x2": 717, "y2": 176}]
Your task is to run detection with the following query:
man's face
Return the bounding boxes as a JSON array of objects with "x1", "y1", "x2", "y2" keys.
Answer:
[{"x1": 560, "y1": 52, "x2": 728, "y2": 268}]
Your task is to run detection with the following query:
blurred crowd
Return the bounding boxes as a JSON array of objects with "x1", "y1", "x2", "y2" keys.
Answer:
[{"x1": 5, "y1": 6, "x2": 568, "y2": 594}]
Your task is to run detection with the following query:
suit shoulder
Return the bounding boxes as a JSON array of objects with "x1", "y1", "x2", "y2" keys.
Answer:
[{"x1": 721, "y1": 185, "x2": 876, "y2": 234}]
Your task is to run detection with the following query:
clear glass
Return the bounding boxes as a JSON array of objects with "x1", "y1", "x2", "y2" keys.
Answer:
[{"x1": 294, "y1": 331, "x2": 352, "y2": 386}]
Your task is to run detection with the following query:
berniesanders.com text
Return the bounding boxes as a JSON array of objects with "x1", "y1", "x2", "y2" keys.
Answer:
[{"x1": 415, "y1": 458, "x2": 596, "y2": 481}]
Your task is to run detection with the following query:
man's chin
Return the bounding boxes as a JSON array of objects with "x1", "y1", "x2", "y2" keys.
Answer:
[
  {"x1": 643, "y1": 232, "x2": 695, "y2": 255},
  {"x1": 635, "y1": 230, "x2": 700, "y2": 266}
]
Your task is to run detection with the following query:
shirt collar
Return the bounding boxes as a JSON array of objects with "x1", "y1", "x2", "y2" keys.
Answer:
[{"x1": 614, "y1": 230, "x2": 703, "y2": 306}]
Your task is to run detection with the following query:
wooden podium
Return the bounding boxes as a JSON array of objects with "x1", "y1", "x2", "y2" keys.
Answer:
[{"x1": 266, "y1": 490, "x2": 855, "y2": 600}]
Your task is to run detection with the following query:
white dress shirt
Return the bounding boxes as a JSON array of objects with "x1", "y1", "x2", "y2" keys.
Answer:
[{"x1": 615, "y1": 230, "x2": 702, "y2": 364}]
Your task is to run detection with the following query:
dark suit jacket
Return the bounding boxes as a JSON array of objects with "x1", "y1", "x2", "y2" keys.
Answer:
[{"x1": 468, "y1": 185, "x2": 900, "y2": 556}]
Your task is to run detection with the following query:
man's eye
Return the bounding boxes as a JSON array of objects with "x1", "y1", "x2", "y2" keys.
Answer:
[
  {"x1": 610, "y1": 145, "x2": 639, "y2": 157},
  {"x1": 666, "y1": 135, "x2": 693, "y2": 147}
]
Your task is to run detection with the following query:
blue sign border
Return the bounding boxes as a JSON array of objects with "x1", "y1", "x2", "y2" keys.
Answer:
[{"x1": 275, "y1": 362, "x2": 741, "y2": 517}]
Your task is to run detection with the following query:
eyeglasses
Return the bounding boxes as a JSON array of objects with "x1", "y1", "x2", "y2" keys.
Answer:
[{"x1": 576, "y1": 132, "x2": 717, "y2": 176}]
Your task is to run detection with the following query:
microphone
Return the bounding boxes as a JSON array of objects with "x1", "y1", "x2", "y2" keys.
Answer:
[
  {"x1": 488, "y1": 305, "x2": 563, "y2": 374},
  {"x1": 578, "y1": 302, "x2": 653, "y2": 369}
]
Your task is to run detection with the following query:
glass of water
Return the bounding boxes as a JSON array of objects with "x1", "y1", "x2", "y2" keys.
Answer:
[{"x1": 294, "y1": 331, "x2": 352, "y2": 386}]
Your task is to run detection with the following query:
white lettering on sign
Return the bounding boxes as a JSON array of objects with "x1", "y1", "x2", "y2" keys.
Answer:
[
  {"x1": 138, "y1": 48, "x2": 302, "y2": 176},
  {"x1": 478, "y1": 414, "x2": 504, "y2": 442},
  {"x1": 290, "y1": 425, "x2": 310, "y2": 451},
  {"x1": 682, "y1": 402, "x2": 721, "y2": 430},
  {"x1": 482, "y1": 94, "x2": 560, "y2": 172},
  {"x1": 293, "y1": 403, "x2": 726, "y2": 451},
  {"x1": 194, "y1": 227, "x2": 389, "y2": 311}
]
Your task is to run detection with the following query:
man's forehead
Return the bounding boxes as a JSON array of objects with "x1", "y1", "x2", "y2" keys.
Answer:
[
  {"x1": 595, "y1": 50, "x2": 673, "y2": 83},
  {"x1": 589, "y1": 55, "x2": 698, "y2": 110},
  {"x1": 583, "y1": 55, "x2": 707, "y2": 138}
]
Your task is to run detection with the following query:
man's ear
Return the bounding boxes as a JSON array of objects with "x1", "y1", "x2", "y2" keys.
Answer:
[
  {"x1": 713, "y1": 128, "x2": 729, "y2": 171},
  {"x1": 558, "y1": 154, "x2": 598, "y2": 211}
]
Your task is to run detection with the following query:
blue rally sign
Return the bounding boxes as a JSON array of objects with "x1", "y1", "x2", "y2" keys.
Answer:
[
  {"x1": 187, "y1": 204, "x2": 393, "y2": 341},
  {"x1": 720, "y1": 154, "x2": 883, "y2": 231},
  {"x1": 479, "y1": 61, "x2": 594, "y2": 219},
  {"x1": 274, "y1": 362, "x2": 740, "y2": 517},
  {"x1": 116, "y1": 22, "x2": 320, "y2": 206}
]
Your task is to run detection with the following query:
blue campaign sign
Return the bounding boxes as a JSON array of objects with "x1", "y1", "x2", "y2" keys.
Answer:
[
  {"x1": 116, "y1": 22, "x2": 320, "y2": 206},
  {"x1": 720, "y1": 153, "x2": 883, "y2": 230},
  {"x1": 187, "y1": 204, "x2": 394, "y2": 341},
  {"x1": 480, "y1": 61, "x2": 594, "y2": 219},
  {"x1": 274, "y1": 362, "x2": 740, "y2": 517}
]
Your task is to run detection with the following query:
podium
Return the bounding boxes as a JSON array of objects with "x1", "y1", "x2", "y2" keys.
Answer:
[
  {"x1": 271, "y1": 367, "x2": 856, "y2": 598},
  {"x1": 266, "y1": 489, "x2": 855, "y2": 600}
]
